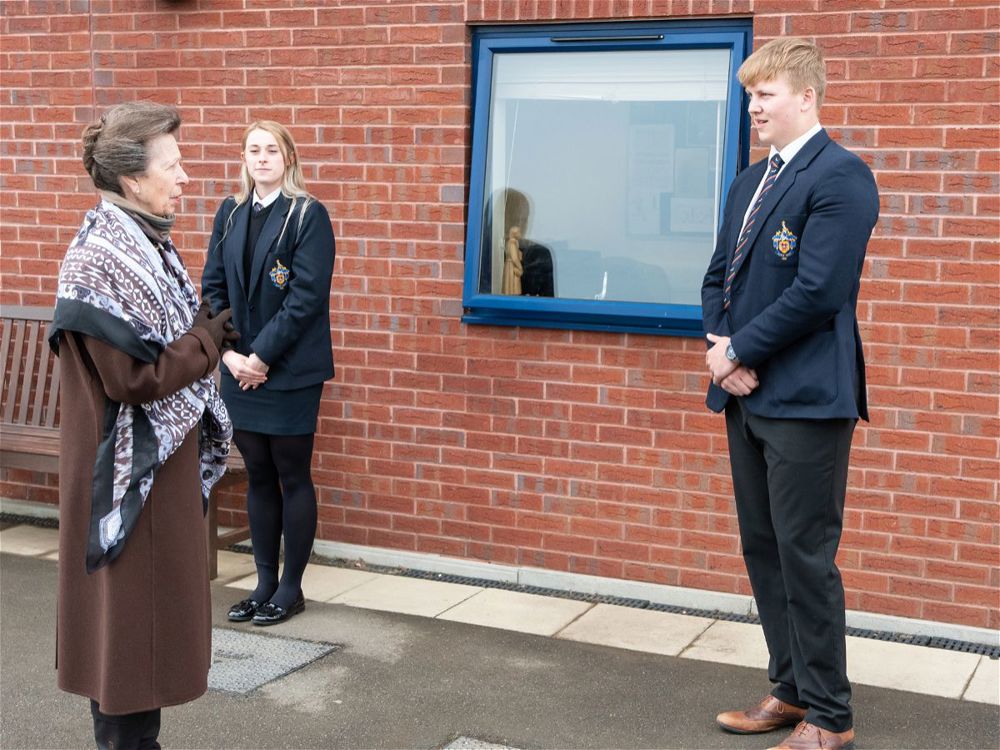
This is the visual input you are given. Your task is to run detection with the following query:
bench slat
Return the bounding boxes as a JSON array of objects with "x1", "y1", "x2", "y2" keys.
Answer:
[
  {"x1": 44, "y1": 358, "x2": 60, "y2": 428},
  {"x1": 17, "y1": 321, "x2": 39, "y2": 425},
  {"x1": 3, "y1": 321, "x2": 25, "y2": 424},
  {"x1": 31, "y1": 324, "x2": 51, "y2": 428},
  {"x1": 0, "y1": 318, "x2": 12, "y2": 409}
]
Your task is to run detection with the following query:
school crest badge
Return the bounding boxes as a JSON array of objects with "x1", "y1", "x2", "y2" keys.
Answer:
[
  {"x1": 269, "y1": 259, "x2": 289, "y2": 289},
  {"x1": 772, "y1": 221, "x2": 798, "y2": 261}
]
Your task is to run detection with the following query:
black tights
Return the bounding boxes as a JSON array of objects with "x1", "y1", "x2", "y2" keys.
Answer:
[{"x1": 233, "y1": 430, "x2": 318, "y2": 610}]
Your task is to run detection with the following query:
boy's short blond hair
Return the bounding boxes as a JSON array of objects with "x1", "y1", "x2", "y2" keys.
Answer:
[{"x1": 738, "y1": 37, "x2": 827, "y2": 107}]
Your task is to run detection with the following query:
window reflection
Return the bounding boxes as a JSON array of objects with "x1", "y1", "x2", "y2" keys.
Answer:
[
  {"x1": 478, "y1": 48, "x2": 730, "y2": 306},
  {"x1": 481, "y1": 188, "x2": 555, "y2": 298}
]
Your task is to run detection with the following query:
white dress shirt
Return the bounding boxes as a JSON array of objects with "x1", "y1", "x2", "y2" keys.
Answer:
[{"x1": 740, "y1": 122, "x2": 823, "y2": 231}]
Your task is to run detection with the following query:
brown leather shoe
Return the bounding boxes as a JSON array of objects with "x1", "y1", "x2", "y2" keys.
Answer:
[
  {"x1": 767, "y1": 721, "x2": 855, "y2": 750},
  {"x1": 716, "y1": 695, "x2": 807, "y2": 734}
]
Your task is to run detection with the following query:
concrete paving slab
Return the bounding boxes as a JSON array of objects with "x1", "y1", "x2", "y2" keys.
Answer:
[
  {"x1": 0, "y1": 524, "x2": 58, "y2": 556},
  {"x1": 557, "y1": 603, "x2": 713, "y2": 656},
  {"x1": 214, "y1": 550, "x2": 257, "y2": 584},
  {"x1": 846, "y1": 636, "x2": 982, "y2": 699},
  {"x1": 440, "y1": 588, "x2": 592, "y2": 636},
  {"x1": 332, "y1": 574, "x2": 483, "y2": 617},
  {"x1": 299, "y1": 564, "x2": 381, "y2": 602},
  {"x1": 964, "y1": 657, "x2": 1000, "y2": 705},
  {"x1": 224, "y1": 565, "x2": 382, "y2": 603},
  {"x1": 680, "y1": 619, "x2": 770, "y2": 669},
  {"x1": 224, "y1": 572, "x2": 257, "y2": 591}
]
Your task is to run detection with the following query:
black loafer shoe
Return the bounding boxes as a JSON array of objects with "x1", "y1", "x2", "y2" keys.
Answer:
[
  {"x1": 227, "y1": 598, "x2": 262, "y2": 622},
  {"x1": 252, "y1": 591, "x2": 305, "y2": 626}
]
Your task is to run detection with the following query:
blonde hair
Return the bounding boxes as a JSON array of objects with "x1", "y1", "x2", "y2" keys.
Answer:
[
  {"x1": 235, "y1": 120, "x2": 310, "y2": 204},
  {"x1": 214, "y1": 120, "x2": 314, "y2": 255},
  {"x1": 738, "y1": 37, "x2": 826, "y2": 107}
]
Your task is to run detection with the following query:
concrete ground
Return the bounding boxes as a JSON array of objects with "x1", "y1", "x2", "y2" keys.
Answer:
[{"x1": 1, "y1": 523, "x2": 997, "y2": 750}]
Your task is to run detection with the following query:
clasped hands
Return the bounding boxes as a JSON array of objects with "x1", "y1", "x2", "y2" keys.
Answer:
[
  {"x1": 705, "y1": 333, "x2": 759, "y2": 397},
  {"x1": 192, "y1": 302, "x2": 267, "y2": 391},
  {"x1": 222, "y1": 350, "x2": 268, "y2": 391}
]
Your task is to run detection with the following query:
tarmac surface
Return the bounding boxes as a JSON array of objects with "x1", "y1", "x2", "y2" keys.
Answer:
[{"x1": 1, "y1": 552, "x2": 998, "y2": 750}]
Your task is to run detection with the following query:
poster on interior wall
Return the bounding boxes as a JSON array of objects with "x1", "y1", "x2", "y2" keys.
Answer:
[
  {"x1": 626, "y1": 123, "x2": 674, "y2": 236},
  {"x1": 670, "y1": 148, "x2": 713, "y2": 234},
  {"x1": 670, "y1": 197, "x2": 715, "y2": 234}
]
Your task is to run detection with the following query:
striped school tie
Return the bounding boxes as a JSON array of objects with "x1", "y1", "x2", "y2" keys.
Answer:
[{"x1": 723, "y1": 153, "x2": 784, "y2": 309}]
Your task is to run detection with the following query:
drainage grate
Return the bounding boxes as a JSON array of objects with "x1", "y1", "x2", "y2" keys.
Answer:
[
  {"x1": 208, "y1": 627, "x2": 339, "y2": 694},
  {"x1": 927, "y1": 636, "x2": 1000, "y2": 657},
  {"x1": 593, "y1": 593, "x2": 649, "y2": 608},
  {"x1": 0, "y1": 512, "x2": 58, "y2": 529},
  {"x1": 846, "y1": 627, "x2": 930, "y2": 647},
  {"x1": 442, "y1": 736, "x2": 522, "y2": 750}
]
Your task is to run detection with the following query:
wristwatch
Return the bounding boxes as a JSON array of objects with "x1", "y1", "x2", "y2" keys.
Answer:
[{"x1": 725, "y1": 343, "x2": 739, "y2": 363}]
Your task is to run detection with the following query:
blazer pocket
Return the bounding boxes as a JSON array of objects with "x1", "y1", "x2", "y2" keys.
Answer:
[
  {"x1": 762, "y1": 214, "x2": 805, "y2": 267},
  {"x1": 766, "y1": 330, "x2": 839, "y2": 407}
]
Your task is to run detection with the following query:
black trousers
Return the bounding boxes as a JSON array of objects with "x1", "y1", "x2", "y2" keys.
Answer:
[
  {"x1": 725, "y1": 400, "x2": 857, "y2": 733},
  {"x1": 90, "y1": 700, "x2": 160, "y2": 750}
]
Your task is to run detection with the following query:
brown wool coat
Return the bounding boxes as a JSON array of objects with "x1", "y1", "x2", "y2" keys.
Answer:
[{"x1": 56, "y1": 328, "x2": 219, "y2": 715}]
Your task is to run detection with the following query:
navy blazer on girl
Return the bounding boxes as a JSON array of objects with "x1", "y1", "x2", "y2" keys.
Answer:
[
  {"x1": 702, "y1": 129, "x2": 879, "y2": 420},
  {"x1": 202, "y1": 194, "x2": 335, "y2": 390}
]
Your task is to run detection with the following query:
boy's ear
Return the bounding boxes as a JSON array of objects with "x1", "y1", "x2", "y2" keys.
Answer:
[{"x1": 801, "y1": 86, "x2": 817, "y2": 110}]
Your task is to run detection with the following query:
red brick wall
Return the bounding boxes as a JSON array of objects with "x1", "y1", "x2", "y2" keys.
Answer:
[{"x1": 2, "y1": 0, "x2": 997, "y2": 629}]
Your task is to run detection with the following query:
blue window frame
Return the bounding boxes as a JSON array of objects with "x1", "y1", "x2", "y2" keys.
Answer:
[{"x1": 462, "y1": 21, "x2": 752, "y2": 337}]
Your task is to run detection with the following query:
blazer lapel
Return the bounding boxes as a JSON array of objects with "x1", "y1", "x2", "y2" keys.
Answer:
[
  {"x1": 247, "y1": 194, "x2": 291, "y2": 295},
  {"x1": 226, "y1": 200, "x2": 250, "y2": 293},
  {"x1": 727, "y1": 161, "x2": 767, "y2": 264},
  {"x1": 735, "y1": 129, "x2": 832, "y2": 262}
]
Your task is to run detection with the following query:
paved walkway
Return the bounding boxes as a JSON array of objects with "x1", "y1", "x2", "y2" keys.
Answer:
[{"x1": 1, "y1": 522, "x2": 997, "y2": 749}]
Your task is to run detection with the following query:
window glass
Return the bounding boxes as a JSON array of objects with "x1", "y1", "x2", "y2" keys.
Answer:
[
  {"x1": 463, "y1": 24, "x2": 751, "y2": 335},
  {"x1": 478, "y1": 49, "x2": 730, "y2": 306}
]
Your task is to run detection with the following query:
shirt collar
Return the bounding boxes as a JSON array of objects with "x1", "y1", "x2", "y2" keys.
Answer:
[
  {"x1": 770, "y1": 122, "x2": 822, "y2": 168},
  {"x1": 253, "y1": 187, "x2": 282, "y2": 208}
]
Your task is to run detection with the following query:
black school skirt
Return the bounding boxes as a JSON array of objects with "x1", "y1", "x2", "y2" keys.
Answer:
[{"x1": 221, "y1": 375, "x2": 323, "y2": 435}]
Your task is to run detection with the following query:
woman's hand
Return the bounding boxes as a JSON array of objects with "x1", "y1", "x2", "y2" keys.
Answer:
[
  {"x1": 192, "y1": 302, "x2": 239, "y2": 351},
  {"x1": 243, "y1": 353, "x2": 270, "y2": 391},
  {"x1": 222, "y1": 350, "x2": 268, "y2": 390},
  {"x1": 246, "y1": 353, "x2": 269, "y2": 374}
]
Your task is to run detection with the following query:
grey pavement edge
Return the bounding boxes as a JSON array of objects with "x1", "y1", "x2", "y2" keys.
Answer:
[{"x1": 1, "y1": 554, "x2": 997, "y2": 750}]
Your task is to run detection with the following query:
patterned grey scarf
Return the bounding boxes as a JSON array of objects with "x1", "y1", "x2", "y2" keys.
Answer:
[{"x1": 50, "y1": 198, "x2": 232, "y2": 572}]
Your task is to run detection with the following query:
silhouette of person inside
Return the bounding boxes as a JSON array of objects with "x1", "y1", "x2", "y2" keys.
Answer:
[{"x1": 496, "y1": 188, "x2": 554, "y2": 297}]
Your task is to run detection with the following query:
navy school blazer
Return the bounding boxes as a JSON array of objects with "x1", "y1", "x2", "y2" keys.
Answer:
[
  {"x1": 202, "y1": 193, "x2": 335, "y2": 390},
  {"x1": 701, "y1": 129, "x2": 879, "y2": 420}
]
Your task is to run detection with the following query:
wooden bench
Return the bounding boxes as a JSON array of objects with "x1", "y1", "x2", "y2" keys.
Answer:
[{"x1": 0, "y1": 304, "x2": 249, "y2": 579}]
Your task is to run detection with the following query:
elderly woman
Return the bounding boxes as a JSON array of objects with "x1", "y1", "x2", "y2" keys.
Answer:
[{"x1": 49, "y1": 101, "x2": 237, "y2": 748}]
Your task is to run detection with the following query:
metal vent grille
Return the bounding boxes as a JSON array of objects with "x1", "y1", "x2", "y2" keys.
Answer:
[{"x1": 208, "y1": 627, "x2": 339, "y2": 694}]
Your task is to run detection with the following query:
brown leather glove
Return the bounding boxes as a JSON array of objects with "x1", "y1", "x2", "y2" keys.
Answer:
[{"x1": 192, "y1": 302, "x2": 240, "y2": 351}]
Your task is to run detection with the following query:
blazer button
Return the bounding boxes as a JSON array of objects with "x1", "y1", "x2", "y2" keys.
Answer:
[{"x1": 249, "y1": 304, "x2": 255, "y2": 311}]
